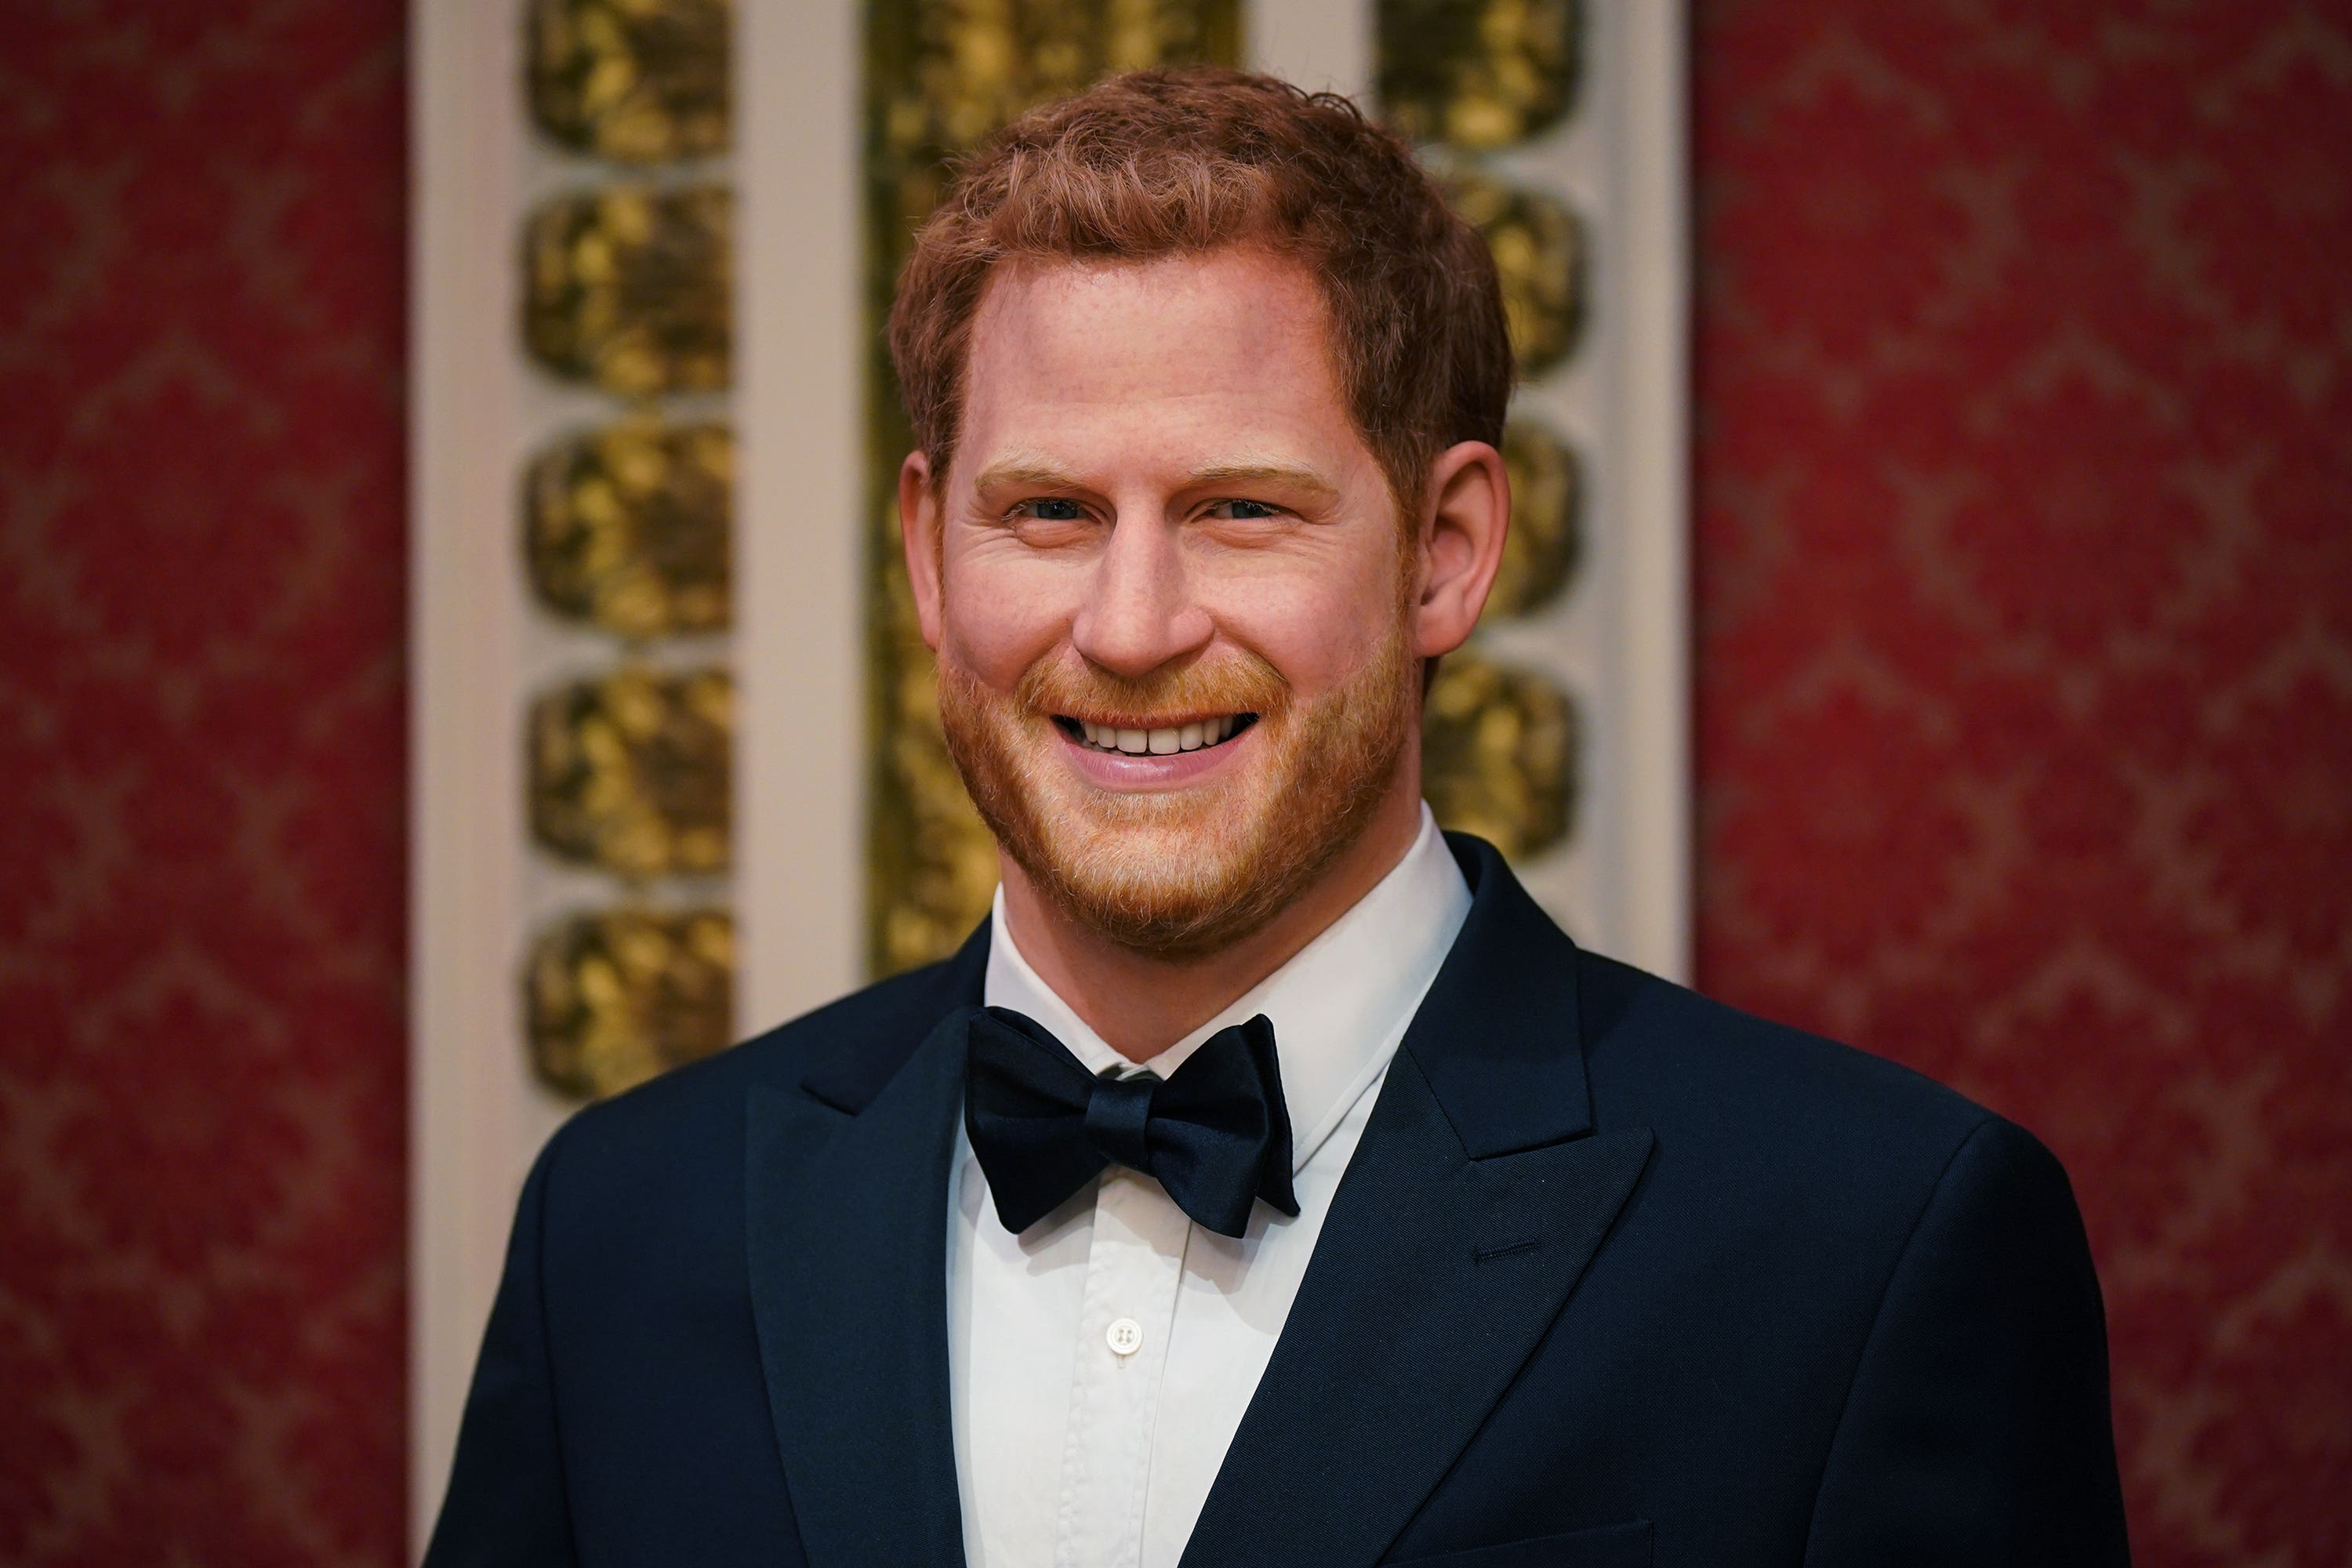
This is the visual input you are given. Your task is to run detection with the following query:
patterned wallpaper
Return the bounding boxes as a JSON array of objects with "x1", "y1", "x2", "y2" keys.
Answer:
[
  {"x1": 1691, "y1": 3, "x2": 2351, "y2": 1563},
  {"x1": 0, "y1": 2, "x2": 408, "y2": 1563},
  {"x1": 0, "y1": 2, "x2": 2345, "y2": 1565}
]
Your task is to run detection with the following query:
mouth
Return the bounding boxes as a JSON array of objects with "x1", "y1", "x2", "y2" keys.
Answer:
[{"x1": 1052, "y1": 713, "x2": 1260, "y2": 757}]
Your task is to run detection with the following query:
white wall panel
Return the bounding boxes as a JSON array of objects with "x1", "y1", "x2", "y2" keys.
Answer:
[
  {"x1": 733, "y1": 0, "x2": 866, "y2": 1039},
  {"x1": 408, "y1": 0, "x2": 569, "y2": 1541}
]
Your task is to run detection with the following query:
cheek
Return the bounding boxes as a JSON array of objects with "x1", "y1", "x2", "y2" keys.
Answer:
[
  {"x1": 938, "y1": 547, "x2": 1076, "y2": 688},
  {"x1": 1211, "y1": 550, "x2": 1402, "y2": 694}
]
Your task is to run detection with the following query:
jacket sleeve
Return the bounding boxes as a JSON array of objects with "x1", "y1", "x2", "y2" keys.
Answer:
[
  {"x1": 421, "y1": 1134, "x2": 580, "y2": 1567},
  {"x1": 1805, "y1": 1116, "x2": 2131, "y2": 1565}
]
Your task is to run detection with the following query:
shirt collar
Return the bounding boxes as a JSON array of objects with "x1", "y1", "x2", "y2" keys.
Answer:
[{"x1": 984, "y1": 804, "x2": 1472, "y2": 1172}]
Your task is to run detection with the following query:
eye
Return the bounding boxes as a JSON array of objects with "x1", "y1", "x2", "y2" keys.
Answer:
[
  {"x1": 1012, "y1": 497, "x2": 1087, "y2": 521},
  {"x1": 1206, "y1": 499, "x2": 1282, "y2": 521}
]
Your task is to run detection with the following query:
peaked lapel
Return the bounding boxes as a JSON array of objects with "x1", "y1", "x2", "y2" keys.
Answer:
[
  {"x1": 1181, "y1": 838, "x2": 1655, "y2": 1568},
  {"x1": 745, "y1": 993, "x2": 980, "y2": 1568}
]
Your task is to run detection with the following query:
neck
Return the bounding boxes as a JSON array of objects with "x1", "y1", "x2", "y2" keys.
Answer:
[{"x1": 997, "y1": 769, "x2": 1426, "y2": 1062}]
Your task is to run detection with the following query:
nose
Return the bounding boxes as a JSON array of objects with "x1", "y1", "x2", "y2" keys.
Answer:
[{"x1": 1069, "y1": 513, "x2": 1214, "y2": 680}]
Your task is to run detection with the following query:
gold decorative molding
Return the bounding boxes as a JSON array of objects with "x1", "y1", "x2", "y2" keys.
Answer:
[
  {"x1": 863, "y1": 0, "x2": 1240, "y2": 977},
  {"x1": 1422, "y1": 650, "x2": 1575, "y2": 859},
  {"x1": 868, "y1": 0, "x2": 1240, "y2": 216},
  {"x1": 1395, "y1": 0, "x2": 1592, "y2": 871},
  {"x1": 870, "y1": 564, "x2": 1006, "y2": 975},
  {"x1": 523, "y1": 183, "x2": 732, "y2": 396},
  {"x1": 524, "y1": 907, "x2": 735, "y2": 1099},
  {"x1": 516, "y1": 4, "x2": 738, "y2": 1112},
  {"x1": 525, "y1": 417, "x2": 733, "y2": 637},
  {"x1": 529, "y1": 666, "x2": 733, "y2": 877},
  {"x1": 1490, "y1": 417, "x2": 1581, "y2": 618},
  {"x1": 1444, "y1": 169, "x2": 1584, "y2": 377},
  {"x1": 1378, "y1": 0, "x2": 1580, "y2": 151},
  {"x1": 526, "y1": 0, "x2": 732, "y2": 163}
]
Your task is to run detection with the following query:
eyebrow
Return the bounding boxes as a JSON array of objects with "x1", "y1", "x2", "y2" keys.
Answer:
[
  {"x1": 1185, "y1": 461, "x2": 1341, "y2": 504},
  {"x1": 970, "y1": 457, "x2": 1083, "y2": 493},
  {"x1": 968, "y1": 455, "x2": 1339, "y2": 504}
]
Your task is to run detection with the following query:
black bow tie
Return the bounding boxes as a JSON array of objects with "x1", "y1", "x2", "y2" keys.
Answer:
[{"x1": 963, "y1": 1006, "x2": 1301, "y2": 1238}]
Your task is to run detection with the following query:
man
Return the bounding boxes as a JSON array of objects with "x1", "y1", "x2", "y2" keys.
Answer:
[{"x1": 426, "y1": 70, "x2": 2129, "y2": 1566}]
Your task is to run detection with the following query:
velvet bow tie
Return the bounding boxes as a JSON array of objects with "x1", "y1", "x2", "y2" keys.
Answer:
[{"x1": 962, "y1": 1006, "x2": 1301, "y2": 1238}]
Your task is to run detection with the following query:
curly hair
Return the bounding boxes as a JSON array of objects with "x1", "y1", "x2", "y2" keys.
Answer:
[{"x1": 886, "y1": 67, "x2": 1513, "y2": 514}]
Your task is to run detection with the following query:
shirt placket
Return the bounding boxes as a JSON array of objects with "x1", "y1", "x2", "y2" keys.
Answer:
[{"x1": 1052, "y1": 1167, "x2": 1192, "y2": 1568}]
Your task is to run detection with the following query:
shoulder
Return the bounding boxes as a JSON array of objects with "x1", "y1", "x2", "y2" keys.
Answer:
[
  {"x1": 534, "y1": 947, "x2": 976, "y2": 1208},
  {"x1": 1570, "y1": 947, "x2": 2070, "y2": 1247},
  {"x1": 1577, "y1": 949, "x2": 1989, "y2": 1147}
]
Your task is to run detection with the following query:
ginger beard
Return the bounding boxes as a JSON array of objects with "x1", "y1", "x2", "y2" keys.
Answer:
[{"x1": 938, "y1": 611, "x2": 1419, "y2": 959}]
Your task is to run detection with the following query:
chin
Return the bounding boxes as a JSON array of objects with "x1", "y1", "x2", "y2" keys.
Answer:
[{"x1": 1019, "y1": 786, "x2": 1304, "y2": 956}]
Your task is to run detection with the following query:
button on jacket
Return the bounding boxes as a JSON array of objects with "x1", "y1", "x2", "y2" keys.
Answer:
[{"x1": 424, "y1": 833, "x2": 2131, "y2": 1567}]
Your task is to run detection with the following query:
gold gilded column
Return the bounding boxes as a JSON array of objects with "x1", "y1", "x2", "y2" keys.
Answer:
[
  {"x1": 519, "y1": 0, "x2": 739, "y2": 1098},
  {"x1": 1385, "y1": 0, "x2": 1588, "y2": 865},
  {"x1": 862, "y1": 0, "x2": 1240, "y2": 976}
]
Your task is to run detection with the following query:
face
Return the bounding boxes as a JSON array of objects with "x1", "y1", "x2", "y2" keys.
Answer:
[{"x1": 904, "y1": 249, "x2": 1486, "y2": 956}]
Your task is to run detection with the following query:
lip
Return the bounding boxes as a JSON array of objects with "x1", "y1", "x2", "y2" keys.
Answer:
[{"x1": 1054, "y1": 718, "x2": 1257, "y2": 790}]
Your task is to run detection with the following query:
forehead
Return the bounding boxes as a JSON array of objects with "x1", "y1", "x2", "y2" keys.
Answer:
[{"x1": 954, "y1": 249, "x2": 1359, "y2": 478}]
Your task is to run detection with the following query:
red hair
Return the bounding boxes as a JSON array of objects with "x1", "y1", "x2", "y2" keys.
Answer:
[{"x1": 887, "y1": 67, "x2": 1512, "y2": 513}]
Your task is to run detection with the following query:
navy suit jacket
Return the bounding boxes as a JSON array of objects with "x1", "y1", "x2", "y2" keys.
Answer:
[{"x1": 425, "y1": 836, "x2": 2129, "y2": 1566}]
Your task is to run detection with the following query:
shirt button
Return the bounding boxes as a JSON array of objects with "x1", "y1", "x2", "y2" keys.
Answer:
[{"x1": 1105, "y1": 1317, "x2": 1144, "y2": 1357}]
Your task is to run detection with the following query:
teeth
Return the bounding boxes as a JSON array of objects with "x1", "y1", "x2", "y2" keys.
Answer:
[{"x1": 1071, "y1": 716, "x2": 1247, "y2": 753}]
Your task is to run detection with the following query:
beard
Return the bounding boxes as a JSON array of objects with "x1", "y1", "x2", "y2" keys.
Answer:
[{"x1": 937, "y1": 622, "x2": 1418, "y2": 959}]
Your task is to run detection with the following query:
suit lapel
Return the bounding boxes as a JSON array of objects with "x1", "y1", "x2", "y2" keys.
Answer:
[
  {"x1": 746, "y1": 1007, "x2": 975, "y2": 1568},
  {"x1": 1181, "y1": 837, "x2": 1655, "y2": 1568},
  {"x1": 740, "y1": 842, "x2": 1644, "y2": 1568}
]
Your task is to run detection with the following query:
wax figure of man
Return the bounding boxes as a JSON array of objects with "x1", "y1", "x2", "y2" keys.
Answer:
[{"x1": 426, "y1": 70, "x2": 2130, "y2": 1567}]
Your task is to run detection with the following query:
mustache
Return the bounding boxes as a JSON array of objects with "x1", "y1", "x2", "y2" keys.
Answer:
[{"x1": 1014, "y1": 649, "x2": 1289, "y2": 725}]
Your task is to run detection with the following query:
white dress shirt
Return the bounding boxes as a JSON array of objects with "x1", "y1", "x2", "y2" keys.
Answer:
[{"x1": 947, "y1": 804, "x2": 1472, "y2": 1568}]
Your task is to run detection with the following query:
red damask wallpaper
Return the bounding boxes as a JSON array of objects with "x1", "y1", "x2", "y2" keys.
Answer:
[
  {"x1": 0, "y1": 2, "x2": 2344, "y2": 1566},
  {"x1": 0, "y1": 2, "x2": 410, "y2": 1564},
  {"x1": 1693, "y1": 2, "x2": 2351, "y2": 1563}
]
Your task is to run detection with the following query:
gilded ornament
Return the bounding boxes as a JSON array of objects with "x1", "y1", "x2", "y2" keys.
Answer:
[
  {"x1": 863, "y1": 0, "x2": 1240, "y2": 976},
  {"x1": 1423, "y1": 651, "x2": 1576, "y2": 858},
  {"x1": 525, "y1": 418, "x2": 733, "y2": 637},
  {"x1": 1489, "y1": 418, "x2": 1581, "y2": 618},
  {"x1": 529, "y1": 666, "x2": 733, "y2": 877},
  {"x1": 525, "y1": 907, "x2": 735, "y2": 1099},
  {"x1": 1444, "y1": 169, "x2": 1584, "y2": 376},
  {"x1": 524, "y1": 183, "x2": 731, "y2": 395},
  {"x1": 1378, "y1": 0, "x2": 1580, "y2": 151},
  {"x1": 867, "y1": 550, "x2": 1004, "y2": 976},
  {"x1": 869, "y1": 0, "x2": 1238, "y2": 170},
  {"x1": 526, "y1": 0, "x2": 731, "y2": 162}
]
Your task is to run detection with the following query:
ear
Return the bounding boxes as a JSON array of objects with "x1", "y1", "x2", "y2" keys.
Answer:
[
  {"x1": 898, "y1": 448, "x2": 945, "y2": 652},
  {"x1": 1411, "y1": 440, "x2": 1510, "y2": 660}
]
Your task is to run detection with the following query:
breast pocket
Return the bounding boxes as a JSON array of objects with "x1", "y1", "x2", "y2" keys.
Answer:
[{"x1": 1383, "y1": 1519, "x2": 1653, "y2": 1568}]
